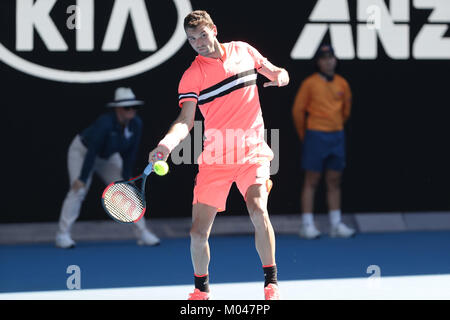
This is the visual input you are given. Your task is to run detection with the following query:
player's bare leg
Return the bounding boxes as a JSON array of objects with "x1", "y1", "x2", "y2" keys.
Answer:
[
  {"x1": 246, "y1": 184, "x2": 276, "y2": 266},
  {"x1": 190, "y1": 203, "x2": 217, "y2": 276},
  {"x1": 246, "y1": 183, "x2": 279, "y2": 299},
  {"x1": 188, "y1": 203, "x2": 217, "y2": 299}
]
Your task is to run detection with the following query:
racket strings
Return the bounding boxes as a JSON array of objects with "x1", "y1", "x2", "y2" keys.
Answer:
[{"x1": 103, "y1": 183, "x2": 145, "y2": 223}]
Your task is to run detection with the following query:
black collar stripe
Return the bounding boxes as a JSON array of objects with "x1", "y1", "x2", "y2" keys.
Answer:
[
  {"x1": 198, "y1": 78, "x2": 257, "y2": 105},
  {"x1": 199, "y1": 68, "x2": 257, "y2": 96},
  {"x1": 199, "y1": 72, "x2": 257, "y2": 102}
]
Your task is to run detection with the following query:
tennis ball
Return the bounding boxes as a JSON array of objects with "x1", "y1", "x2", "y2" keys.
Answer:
[{"x1": 153, "y1": 160, "x2": 169, "y2": 176}]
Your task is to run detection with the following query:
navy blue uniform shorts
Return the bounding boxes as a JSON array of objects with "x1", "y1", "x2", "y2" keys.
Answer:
[{"x1": 301, "y1": 129, "x2": 346, "y2": 172}]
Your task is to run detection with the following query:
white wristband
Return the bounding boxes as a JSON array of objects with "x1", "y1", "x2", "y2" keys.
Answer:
[{"x1": 158, "y1": 135, "x2": 179, "y2": 153}]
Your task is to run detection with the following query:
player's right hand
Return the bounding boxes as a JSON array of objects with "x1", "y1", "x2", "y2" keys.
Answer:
[{"x1": 148, "y1": 144, "x2": 170, "y2": 163}]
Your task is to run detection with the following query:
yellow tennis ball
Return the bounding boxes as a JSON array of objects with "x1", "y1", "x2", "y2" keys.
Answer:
[{"x1": 153, "y1": 160, "x2": 169, "y2": 176}]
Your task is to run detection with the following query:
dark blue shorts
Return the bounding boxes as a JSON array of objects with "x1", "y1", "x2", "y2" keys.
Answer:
[{"x1": 301, "y1": 130, "x2": 346, "y2": 172}]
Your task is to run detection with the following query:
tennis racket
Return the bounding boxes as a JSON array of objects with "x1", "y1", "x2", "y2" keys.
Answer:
[{"x1": 101, "y1": 152, "x2": 163, "y2": 224}]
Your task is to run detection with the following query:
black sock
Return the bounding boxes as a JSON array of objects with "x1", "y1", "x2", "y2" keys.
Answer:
[
  {"x1": 194, "y1": 274, "x2": 210, "y2": 292},
  {"x1": 263, "y1": 265, "x2": 278, "y2": 287}
]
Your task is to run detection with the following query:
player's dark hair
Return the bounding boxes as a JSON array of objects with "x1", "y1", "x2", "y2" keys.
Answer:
[{"x1": 184, "y1": 10, "x2": 214, "y2": 30}]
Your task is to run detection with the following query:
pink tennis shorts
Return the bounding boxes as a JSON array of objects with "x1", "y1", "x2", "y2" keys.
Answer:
[{"x1": 193, "y1": 161, "x2": 272, "y2": 212}]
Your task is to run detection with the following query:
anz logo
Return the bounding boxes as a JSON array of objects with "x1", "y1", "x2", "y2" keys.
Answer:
[
  {"x1": 291, "y1": 0, "x2": 450, "y2": 60},
  {"x1": 0, "y1": 0, "x2": 192, "y2": 82}
]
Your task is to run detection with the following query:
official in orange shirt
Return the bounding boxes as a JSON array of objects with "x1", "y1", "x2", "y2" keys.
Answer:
[{"x1": 292, "y1": 45, "x2": 355, "y2": 240}]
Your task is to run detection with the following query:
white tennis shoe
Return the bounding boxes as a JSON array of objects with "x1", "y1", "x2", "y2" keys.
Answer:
[
  {"x1": 55, "y1": 232, "x2": 76, "y2": 249},
  {"x1": 329, "y1": 222, "x2": 356, "y2": 238},
  {"x1": 137, "y1": 229, "x2": 160, "y2": 246},
  {"x1": 299, "y1": 223, "x2": 321, "y2": 239}
]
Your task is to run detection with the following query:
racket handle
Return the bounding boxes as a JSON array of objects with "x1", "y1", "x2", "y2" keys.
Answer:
[{"x1": 143, "y1": 163, "x2": 153, "y2": 176}]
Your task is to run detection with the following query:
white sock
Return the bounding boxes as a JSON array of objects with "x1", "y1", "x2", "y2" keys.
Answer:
[
  {"x1": 329, "y1": 209, "x2": 341, "y2": 226},
  {"x1": 302, "y1": 213, "x2": 314, "y2": 226}
]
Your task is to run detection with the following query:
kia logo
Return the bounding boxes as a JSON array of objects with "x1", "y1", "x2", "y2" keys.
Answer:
[{"x1": 0, "y1": 0, "x2": 192, "y2": 83}]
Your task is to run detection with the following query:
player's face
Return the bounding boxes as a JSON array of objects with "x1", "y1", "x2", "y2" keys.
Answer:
[
  {"x1": 186, "y1": 24, "x2": 218, "y2": 58},
  {"x1": 317, "y1": 54, "x2": 337, "y2": 75}
]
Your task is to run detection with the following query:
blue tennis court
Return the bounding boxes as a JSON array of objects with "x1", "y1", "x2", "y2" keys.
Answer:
[{"x1": 1, "y1": 231, "x2": 450, "y2": 299}]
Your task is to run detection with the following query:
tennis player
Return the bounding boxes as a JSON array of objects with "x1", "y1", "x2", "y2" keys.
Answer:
[
  {"x1": 148, "y1": 11, "x2": 289, "y2": 300},
  {"x1": 56, "y1": 87, "x2": 160, "y2": 248}
]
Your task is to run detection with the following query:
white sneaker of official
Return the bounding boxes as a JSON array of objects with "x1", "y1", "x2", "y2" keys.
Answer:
[
  {"x1": 298, "y1": 223, "x2": 321, "y2": 239},
  {"x1": 329, "y1": 222, "x2": 356, "y2": 238},
  {"x1": 55, "y1": 232, "x2": 76, "y2": 249},
  {"x1": 136, "y1": 229, "x2": 160, "y2": 246}
]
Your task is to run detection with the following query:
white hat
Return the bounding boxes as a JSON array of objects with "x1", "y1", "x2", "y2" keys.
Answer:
[{"x1": 106, "y1": 87, "x2": 144, "y2": 107}]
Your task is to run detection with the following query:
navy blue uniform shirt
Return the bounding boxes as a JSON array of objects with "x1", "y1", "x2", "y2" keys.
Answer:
[{"x1": 78, "y1": 111, "x2": 143, "y2": 183}]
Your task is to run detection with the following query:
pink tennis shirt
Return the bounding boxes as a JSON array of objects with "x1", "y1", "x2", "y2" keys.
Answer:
[{"x1": 178, "y1": 41, "x2": 274, "y2": 165}]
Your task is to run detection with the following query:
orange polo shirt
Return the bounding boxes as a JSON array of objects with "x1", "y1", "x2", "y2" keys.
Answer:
[
  {"x1": 292, "y1": 73, "x2": 352, "y2": 140},
  {"x1": 178, "y1": 41, "x2": 273, "y2": 165}
]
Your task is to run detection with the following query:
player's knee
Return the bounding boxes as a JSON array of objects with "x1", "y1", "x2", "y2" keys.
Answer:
[
  {"x1": 190, "y1": 226, "x2": 209, "y2": 243},
  {"x1": 248, "y1": 206, "x2": 269, "y2": 229}
]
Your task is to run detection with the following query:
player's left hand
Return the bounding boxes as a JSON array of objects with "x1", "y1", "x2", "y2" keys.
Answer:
[{"x1": 263, "y1": 69, "x2": 290, "y2": 87}]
